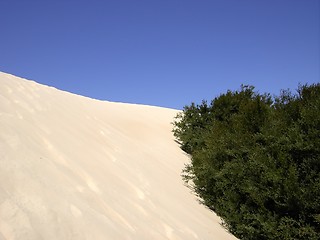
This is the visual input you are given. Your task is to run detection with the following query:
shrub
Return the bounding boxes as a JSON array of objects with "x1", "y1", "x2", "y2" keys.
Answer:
[{"x1": 173, "y1": 84, "x2": 320, "y2": 239}]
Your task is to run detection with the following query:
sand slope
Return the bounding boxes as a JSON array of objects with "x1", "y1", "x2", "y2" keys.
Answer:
[{"x1": 0, "y1": 72, "x2": 236, "y2": 240}]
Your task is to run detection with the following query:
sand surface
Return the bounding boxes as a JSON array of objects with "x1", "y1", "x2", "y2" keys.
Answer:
[{"x1": 0, "y1": 72, "x2": 236, "y2": 240}]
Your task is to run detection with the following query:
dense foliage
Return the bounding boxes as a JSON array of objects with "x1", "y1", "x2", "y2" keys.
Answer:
[{"x1": 173, "y1": 84, "x2": 320, "y2": 239}]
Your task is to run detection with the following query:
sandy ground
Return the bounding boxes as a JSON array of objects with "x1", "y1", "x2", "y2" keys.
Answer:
[{"x1": 0, "y1": 72, "x2": 236, "y2": 240}]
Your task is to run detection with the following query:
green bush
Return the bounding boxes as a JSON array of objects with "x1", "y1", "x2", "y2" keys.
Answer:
[{"x1": 173, "y1": 84, "x2": 320, "y2": 239}]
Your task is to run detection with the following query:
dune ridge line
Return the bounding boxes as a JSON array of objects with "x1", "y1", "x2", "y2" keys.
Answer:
[{"x1": 0, "y1": 72, "x2": 236, "y2": 240}]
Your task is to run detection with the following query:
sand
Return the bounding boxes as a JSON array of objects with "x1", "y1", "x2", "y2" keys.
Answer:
[{"x1": 0, "y1": 72, "x2": 236, "y2": 240}]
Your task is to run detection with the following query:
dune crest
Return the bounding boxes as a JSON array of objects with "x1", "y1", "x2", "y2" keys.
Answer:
[{"x1": 0, "y1": 72, "x2": 236, "y2": 239}]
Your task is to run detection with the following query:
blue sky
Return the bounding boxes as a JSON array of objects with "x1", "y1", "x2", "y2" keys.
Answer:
[{"x1": 1, "y1": 0, "x2": 319, "y2": 109}]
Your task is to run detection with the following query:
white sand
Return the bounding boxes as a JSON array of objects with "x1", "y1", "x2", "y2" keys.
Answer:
[{"x1": 0, "y1": 72, "x2": 236, "y2": 240}]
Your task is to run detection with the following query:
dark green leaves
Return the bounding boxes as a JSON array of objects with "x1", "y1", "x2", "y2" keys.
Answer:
[{"x1": 173, "y1": 84, "x2": 320, "y2": 239}]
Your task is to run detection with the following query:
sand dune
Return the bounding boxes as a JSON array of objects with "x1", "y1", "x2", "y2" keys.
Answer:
[{"x1": 0, "y1": 72, "x2": 236, "y2": 240}]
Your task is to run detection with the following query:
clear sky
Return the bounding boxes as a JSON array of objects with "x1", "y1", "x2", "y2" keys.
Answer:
[{"x1": 1, "y1": 0, "x2": 319, "y2": 109}]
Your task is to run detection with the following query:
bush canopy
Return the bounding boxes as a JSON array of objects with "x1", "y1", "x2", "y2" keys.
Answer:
[{"x1": 173, "y1": 84, "x2": 320, "y2": 239}]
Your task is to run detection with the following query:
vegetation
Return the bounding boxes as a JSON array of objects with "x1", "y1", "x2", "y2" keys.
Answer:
[{"x1": 173, "y1": 84, "x2": 320, "y2": 239}]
